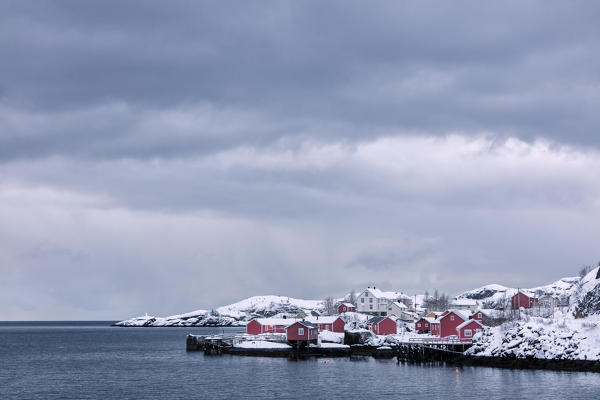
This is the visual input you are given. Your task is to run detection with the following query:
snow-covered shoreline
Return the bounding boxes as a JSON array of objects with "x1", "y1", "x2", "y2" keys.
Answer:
[{"x1": 118, "y1": 267, "x2": 600, "y2": 365}]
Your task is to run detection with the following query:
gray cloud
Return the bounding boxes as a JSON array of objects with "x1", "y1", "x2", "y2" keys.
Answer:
[{"x1": 0, "y1": 1, "x2": 599, "y2": 319}]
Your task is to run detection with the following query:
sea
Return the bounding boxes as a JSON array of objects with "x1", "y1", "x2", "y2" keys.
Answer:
[{"x1": 1, "y1": 321, "x2": 600, "y2": 399}]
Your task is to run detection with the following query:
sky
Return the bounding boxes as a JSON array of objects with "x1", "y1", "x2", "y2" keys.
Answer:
[{"x1": 1, "y1": 1, "x2": 599, "y2": 320}]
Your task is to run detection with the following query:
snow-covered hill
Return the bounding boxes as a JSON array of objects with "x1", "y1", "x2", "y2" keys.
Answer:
[
  {"x1": 114, "y1": 295, "x2": 324, "y2": 327},
  {"x1": 455, "y1": 276, "x2": 581, "y2": 309},
  {"x1": 466, "y1": 267, "x2": 600, "y2": 361},
  {"x1": 115, "y1": 267, "x2": 600, "y2": 328}
]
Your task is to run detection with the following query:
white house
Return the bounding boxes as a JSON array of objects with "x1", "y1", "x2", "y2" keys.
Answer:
[
  {"x1": 449, "y1": 298, "x2": 478, "y2": 312},
  {"x1": 356, "y1": 287, "x2": 413, "y2": 316}
]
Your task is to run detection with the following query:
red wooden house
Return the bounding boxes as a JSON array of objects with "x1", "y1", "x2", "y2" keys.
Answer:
[
  {"x1": 337, "y1": 303, "x2": 356, "y2": 313},
  {"x1": 368, "y1": 316, "x2": 397, "y2": 335},
  {"x1": 470, "y1": 310, "x2": 492, "y2": 325},
  {"x1": 307, "y1": 316, "x2": 345, "y2": 333},
  {"x1": 286, "y1": 320, "x2": 318, "y2": 344},
  {"x1": 511, "y1": 292, "x2": 539, "y2": 309},
  {"x1": 415, "y1": 317, "x2": 435, "y2": 333},
  {"x1": 456, "y1": 319, "x2": 484, "y2": 341},
  {"x1": 246, "y1": 318, "x2": 290, "y2": 335},
  {"x1": 439, "y1": 310, "x2": 467, "y2": 338},
  {"x1": 430, "y1": 320, "x2": 440, "y2": 336}
]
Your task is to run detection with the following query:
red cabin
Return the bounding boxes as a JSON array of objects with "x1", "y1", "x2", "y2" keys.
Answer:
[
  {"x1": 337, "y1": 303, "x2": 356, "y2": 313},
  {"x1": 368, "y1": 316, "x2": 397, "y2": 335},
  {"x1": 415, "y1": 317, "x2": 434, "y2": 333},
  {"x1": 246, "y1": 318, "x2": 290, "y2": 335},
  {"x1": 471, "y1": 310, "x2": 490, "y2": 325},
  {"x1": 456, "y1": 319, "x2": 484, "y2": 341},
  {"x1": 511, "y1": 292, "x2": 539, "y2": 309},
  {"x1": 431, "y1": 320, "x2": 440, "y2": 336},
  {"x1": 286, "y1": 321, "x2": 318, "y2": 344},
  {"x1": 439, "y1": 311, "x2": 467, "y2": 338},
  {"x1": 307, "y1": 316, "x2": 345, "y2": 332}
]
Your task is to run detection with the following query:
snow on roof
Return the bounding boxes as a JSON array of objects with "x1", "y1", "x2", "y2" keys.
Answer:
[
  {"x1": 340, "y1": 302, "x2": 354, "y2": 307},
  {"x1": 441, "y1": 310, "x2": 469, "y2": 321},
  {"x1": 363, "y1": 287, "x2": 410, "y2": 301},
  {"x1": 456, "y1": 319, "x2": 484, "y2": 330},
  {"x1": 306, "y1": 316, "x2": 341, "y2": 324},
  {"x1": 391, "y1": 301, "x2": 407, "y2": 309},
  {"x1": 254, "y1": 318, "x2": 297, "y2": 326}
]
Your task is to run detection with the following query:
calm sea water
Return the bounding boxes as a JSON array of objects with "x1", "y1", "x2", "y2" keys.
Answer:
[{"x1": 1, "y1": 321, "x2": 600, "y2": 399}]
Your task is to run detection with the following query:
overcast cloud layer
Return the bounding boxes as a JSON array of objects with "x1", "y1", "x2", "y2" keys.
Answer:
[{"x1": 1, "y1": 1, "x2": 599, "y2": 320}]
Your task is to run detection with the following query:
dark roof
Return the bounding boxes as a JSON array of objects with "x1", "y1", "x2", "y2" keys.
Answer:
[
  {"x1": 293, "y1": 320, "x2": 317, "y2": 329},
  {"x1": 367, "y1": 316, "x2": 386, "y2": 324}
]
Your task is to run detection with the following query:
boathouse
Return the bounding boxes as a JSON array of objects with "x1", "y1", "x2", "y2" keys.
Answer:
[
  {"x1": 337, "y1": 303, "x2": 356, "y2": 313},
  {"x1": 430, "y1": 320, "x2": 440, "y2": 336},
  {"x1": 367, "y1": 316, "x2": 397, "y2": 335},
  {"x1": 456, "y1": 319, "x2": 484, "y2": 341},
  {"x1": 511, "y1": 292, "x2": 539, "y2": 309},
  {"x1": 286, "y1": 320, "x2": 318, "y2": 344},
  {"x1": 246, "y1": 318, "x2": 291, "y2": 335},
  {"x1": 307, "y1": 316, "x2": 345, "y2": 333},
  {"x1": 439, "y1": 310, "x2": 467, "y2": 338}
]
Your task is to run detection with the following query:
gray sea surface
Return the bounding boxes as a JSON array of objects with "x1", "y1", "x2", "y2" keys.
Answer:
[{"x1": 1, "y1": 322, "x2": 599, "y2": 399}]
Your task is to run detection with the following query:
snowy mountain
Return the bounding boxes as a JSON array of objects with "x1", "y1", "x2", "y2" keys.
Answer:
[{"x1": 114, "y1": 295, "x2": 324, "y2": 327}]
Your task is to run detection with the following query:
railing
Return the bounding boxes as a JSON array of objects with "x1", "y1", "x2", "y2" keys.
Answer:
[{"x1": 408, "y1": 337, "x2": 471, "y2": 344}]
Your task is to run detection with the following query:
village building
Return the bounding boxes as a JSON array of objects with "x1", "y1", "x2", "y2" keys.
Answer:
[
  {"x1": 337, "y1": 303, "x2": 356, "y2": 313},
  {"x1": 438, "y1": 310, "x2": 468, "y2": 338},
  {"x1": 425, "y1": 311, "x2": 442, "y2": 318},
  {"x1": 415, "y1": 317, "x2": 435, "y2": 333},
  {"x1": 286, "y1": 321, "x2": 318, "y2": 345},
  {"x1": 387, "y1": 301, "x2": 415, "y2": 322},
  {"x1": 306, "y1": 316, "x2": 345, "y2": 333},
  {"x1": 367, "y1": 316, "x2": 397, "y2": 335},
  {"x1": 246, "y1": 318, "x2": 291, "y2": 335},
  {"x1": 470, "y1": 310, "x2": 492, "y2": 326},
  {"x1": 456, "y1": 319, "x2": 484, "y2": 341},
  {"x1": 511, "y1": 291, "x2": 539, "y2": 309},
  {"x1": 430, "y1": 320, "x2": 440, "y2": 336},
  {"x1": 356, "y1": 287, "x2": 413, "y2": 316},
  {"x1": 449, "y1": 298, "x2": 479, "y2": 312}
]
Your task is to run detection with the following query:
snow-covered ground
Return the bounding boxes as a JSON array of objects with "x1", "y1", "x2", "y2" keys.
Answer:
[
  {"x1": 233, "y1": 340, "x2": 291, "y2": 349},
  {"x1": 319, "y1": 330, "x2": 344, "y2": 343},
  {"x1": 467, "y1": 313, "x2": 600, "y2": 361},
  {"x1": 466, "y1": 267, "x2": 600, "y2": 361}
]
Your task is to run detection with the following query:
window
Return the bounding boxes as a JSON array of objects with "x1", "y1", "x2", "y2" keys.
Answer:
[
  {"x1": 369, "y1": 298, "x2": 373, "y2": 303},
  {"x1": 450, "y1": 316, "x2": 454, "y2": 321},
  {"x1": 298, "y1": 328, "x2": 304, "y2": 335},
  {"x1": 365, "y1": 293, "x2": 368, "y2": 297},
  {"x1": 417, "y1": 323, "x2": 421, "y2": 328},
  {"x1": 369, "y1": 305, "x2": 373, "y2": 310},
  {"x1": 425, "y1": 323, "x2": 429, "y2": 328},
  {"x1": 361, "y1": 298, "x2": 364, "y2": 303},
  {"x1": 478, "y1": 313, "x2": 482, "y2": 318},
  {"x1": 464, "y1": 329, "x2": 472, "y2": 337}
]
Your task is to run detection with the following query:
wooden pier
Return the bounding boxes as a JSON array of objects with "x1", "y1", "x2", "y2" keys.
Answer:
[{"x1": 396, "y1": 338, "x2": 473, "y2": 363}]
